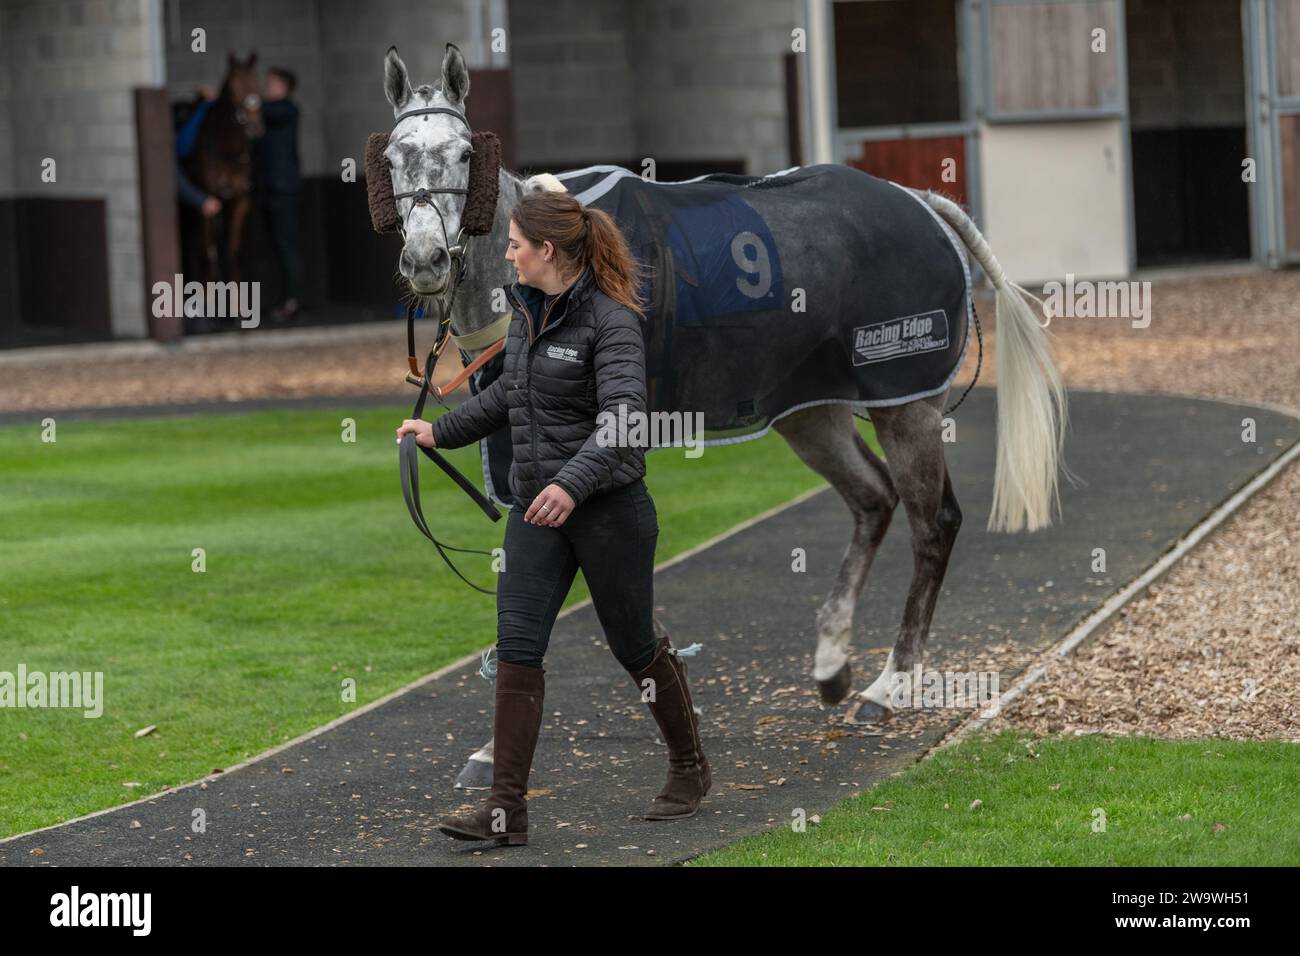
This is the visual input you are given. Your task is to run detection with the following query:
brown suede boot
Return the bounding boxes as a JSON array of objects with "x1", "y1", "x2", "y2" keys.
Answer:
[
  {"x1": 437, "y1": 660, "x2": 544, "y2": 846},
  {"x1": 628, "y1": 635, "x2": 711, "y2": 820}
]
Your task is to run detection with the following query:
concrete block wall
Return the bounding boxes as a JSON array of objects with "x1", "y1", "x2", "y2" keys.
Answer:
[
  {"x1": 317, "y1": 0, "x2": 488, "y2": 181},
  {"x1": 163, "y1": 0, "x2": 330, "y2": 175},
  {"x1": 507, "y1": 0, "x2": 637, "y2": 167},
  {"x1": 2, "y1": 0, "x2": 159, "y2": 338},
  {"x1": 0, "y1": 0, "x2": 802, "y2": 340},
  {"x1": 0, "y1": 3, "x2": 14, "y2": 195},
  {"x1": 163, "y1": 0, "x2": 496, "y2": 179},
  {"x1": 628, "y1": 0, "x2": 799, "y2": 177},
  {"x1": 508, "y1": 0, "x2": 800, "y2": 177}
]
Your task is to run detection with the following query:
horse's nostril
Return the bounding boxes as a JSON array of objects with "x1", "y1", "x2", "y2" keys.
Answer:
[
  {"x1": 431, "y1": 248, "x2": 447, "y2": 267},
  {"x1": 399, "y1": 249, "x2": 414, "y2": 274}
]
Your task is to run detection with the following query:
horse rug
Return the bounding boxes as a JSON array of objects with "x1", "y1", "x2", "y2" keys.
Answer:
[{"x1": 467, "y1": 163, "x2": 973, "y2": 507}]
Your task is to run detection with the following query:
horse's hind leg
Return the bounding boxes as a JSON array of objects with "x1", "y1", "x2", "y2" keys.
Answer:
[
  {"x1": 848, "y1": 396, "x2": 962, "y2": 724},
  {"x1": 773, "y1": 403, "x2": 898, "y2": 704}
]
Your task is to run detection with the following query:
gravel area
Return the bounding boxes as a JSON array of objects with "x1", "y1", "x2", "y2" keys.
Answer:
[
  {"x1": 3, "y1": 267, "x2": 1297, "y2": 742},
  {"x1": 961, "y1": 269, "x2": 1300, "y2": 742},
  {"x1": 0, "y1": 327, "x2": 439, "y2": 412},
  {"x1": 986, "y1": 462, "x2": 1300, "y2": 742},
  {"x1": 959, "y1": 268, "x2": 1300, "y2": 410}
]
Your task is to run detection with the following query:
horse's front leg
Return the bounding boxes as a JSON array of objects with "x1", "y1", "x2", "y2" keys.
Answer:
[
  {"x1": 225, "y1": 193, "x2": 251, "y2": 286},
  {"x1": 200, "y1": 211, "x2": 219, "y2": 286}
]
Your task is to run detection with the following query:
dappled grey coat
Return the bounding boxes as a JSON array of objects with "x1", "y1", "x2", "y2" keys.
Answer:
[{"x1": 430, "y1": 263, "x2": 648, "y2": 509}]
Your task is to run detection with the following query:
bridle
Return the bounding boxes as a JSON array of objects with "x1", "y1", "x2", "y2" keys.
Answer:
[
  {"x1": 389, "y1": 106, "x2": 470, "y2": 244},
  {"x1": 388, "y1": 105, "x2": 507, "y2": 391},
  {"x1": 232, "y1": 91, "x2": 262, "y2": 129},
  {"x1": 387, "y1": 104, "x2": 508, "y2": 595}
]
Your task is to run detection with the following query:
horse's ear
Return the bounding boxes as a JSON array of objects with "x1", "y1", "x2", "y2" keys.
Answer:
[
  {"x1": 227, "y1": 51, "x2": 237, "y2": 67},
  {"x1": 247, "y1": 50, "x2": 258, "y2": 66},
  {"x1": 385, "y1": 46, "x2": 412, "y2": 112},
  {"x1": 440, "y1": 42, "x2": 469, "y2": 105}
]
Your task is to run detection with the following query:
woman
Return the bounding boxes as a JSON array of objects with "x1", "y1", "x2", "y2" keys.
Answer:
[{"x1": 395, "y1": 189, "x2": 711, "y2": 847}]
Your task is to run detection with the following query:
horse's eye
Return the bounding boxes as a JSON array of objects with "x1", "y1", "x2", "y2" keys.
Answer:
[{"x1": 460, "y1": 148, "x2": 473, "y2": 163}]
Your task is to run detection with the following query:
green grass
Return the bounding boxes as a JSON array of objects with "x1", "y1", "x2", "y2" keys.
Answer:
[
  {"x1": 0, "y1": 403, "x2": 874, "y2": 837},
  {"x1": 689, "y1": 729, "x2": 1300, "y2": 866}
]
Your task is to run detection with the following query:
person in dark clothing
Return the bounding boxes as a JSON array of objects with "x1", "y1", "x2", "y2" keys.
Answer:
[
  {"x1": 175, "y1": 86, "x2": 221, "y2": 334},
  {"x1": 176, "y1": 163, "x2": 220, "y2": 218},
  {"x1": 395, "y1": 190, "x2": 711, "y2": 848},
  {"x1": 253, "y1": 66, "x2": 303, "y2": 321}
]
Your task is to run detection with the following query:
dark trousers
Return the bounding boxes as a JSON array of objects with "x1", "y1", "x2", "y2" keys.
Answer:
[
  {"x1": 496, "y1": 479, "x2": 659, "y2": 673},
  {"x1": 257, "y1": 192, "x2": 301, "y2": 302}
]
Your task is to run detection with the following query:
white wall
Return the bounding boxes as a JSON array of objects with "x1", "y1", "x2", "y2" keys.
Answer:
[{"x1": 978, "y1": 119, "x2": 1130, "y2": 282}]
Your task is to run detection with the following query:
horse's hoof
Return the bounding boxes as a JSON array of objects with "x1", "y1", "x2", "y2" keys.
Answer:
[
  {"x1": 454, "y1": 756, "x2": 493, "y2": 790},
  {"x1": 845, "y1": 696, "x2": 894, "y2": 725},
  {"x1": 817, "y1": 662, "x2": 853, "y2": 705}
]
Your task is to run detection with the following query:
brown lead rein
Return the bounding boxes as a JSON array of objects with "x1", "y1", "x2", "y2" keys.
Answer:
[{"x1": 405, "y1": 307, "x2": 507, "y2": 398}]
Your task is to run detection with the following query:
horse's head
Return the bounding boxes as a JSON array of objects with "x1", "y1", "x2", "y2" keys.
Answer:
[
  {"x1": 383, "y1": 45, "x2": 475, "y2": 296},
  {"x1": 225, "y1": 51, "x2": 264, "y2": 140}
]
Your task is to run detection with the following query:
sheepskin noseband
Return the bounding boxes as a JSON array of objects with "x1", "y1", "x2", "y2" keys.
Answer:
[{"x1": 365, "y1": 113, "x2": 501, "y2": 236}]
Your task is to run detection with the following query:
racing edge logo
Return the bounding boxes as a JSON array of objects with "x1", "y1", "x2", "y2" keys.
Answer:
[{"x1": 851, "y1": 310, "x2": 949, "y2": 366}]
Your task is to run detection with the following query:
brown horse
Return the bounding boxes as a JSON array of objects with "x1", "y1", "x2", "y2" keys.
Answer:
[{"x1": 182, "y1": 52, "x2": 264, "y2": 286}]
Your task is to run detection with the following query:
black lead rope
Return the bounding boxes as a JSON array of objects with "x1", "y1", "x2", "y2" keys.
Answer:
[
  {"x1": 943, "y1": 299, "x2": 983, "y2": 417},
  {"x1": 387, "y1": 104, "x2": 505, "y2": 595},
  {"x1": 399, "y1": 301, "x2": 502, "y2": 596}
]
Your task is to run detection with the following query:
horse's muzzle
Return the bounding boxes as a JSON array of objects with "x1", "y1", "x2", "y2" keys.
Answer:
[{"x1": 400, "y1": 247, "x2": 450, "y2": 294}]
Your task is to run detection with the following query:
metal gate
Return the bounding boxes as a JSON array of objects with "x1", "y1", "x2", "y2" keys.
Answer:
[{"x1": 1246, "y1": 0, "x2": 1300, "y2": 265}]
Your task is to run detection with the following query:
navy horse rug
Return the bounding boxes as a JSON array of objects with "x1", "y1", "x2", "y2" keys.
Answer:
[{"x1": 471, "y1": 162, "x2": 973, "y2": 506}]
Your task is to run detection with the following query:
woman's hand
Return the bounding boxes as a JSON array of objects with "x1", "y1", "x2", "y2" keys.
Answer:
[
  {"x1": 525, "y1": 484, "x2": 575, "y2": 527},
  {"x1": 395, "y1": 419, "x2": 435, "y2": 448}
]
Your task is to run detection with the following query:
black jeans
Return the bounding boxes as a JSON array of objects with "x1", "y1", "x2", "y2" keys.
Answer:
[
  {"x1": 496, "y1": 478, "x2": 659, "y2": 673},
  {"x1": 257, "y1": 192, "x2": 301, "y2": 302}
]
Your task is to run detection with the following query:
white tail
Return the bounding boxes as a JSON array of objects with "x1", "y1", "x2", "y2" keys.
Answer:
[{"x1": 920, "y1": 191, "x2": 1069, "y2": 533}]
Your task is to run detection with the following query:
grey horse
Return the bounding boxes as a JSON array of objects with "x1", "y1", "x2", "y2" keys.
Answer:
[{"x1": 378, "y1": 44, "x2": 1067, "y2": 788}]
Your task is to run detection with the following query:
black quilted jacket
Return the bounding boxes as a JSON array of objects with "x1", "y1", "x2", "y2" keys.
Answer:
[{"x1": 429, "y1": 264, "x2": 648, "y2": 509}]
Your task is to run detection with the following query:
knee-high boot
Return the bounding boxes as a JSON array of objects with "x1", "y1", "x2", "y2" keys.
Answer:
[
  {"x1": 626, "y1": 635, "x2": 711, "y2": 819},
  {"x1": 437, "y1": 659, "x2": 545, "y2": 846}
]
